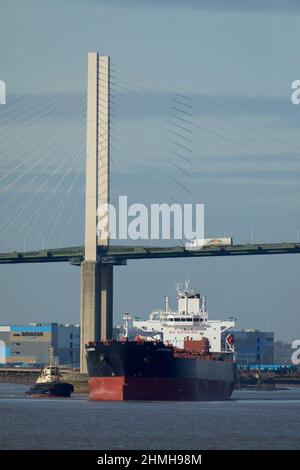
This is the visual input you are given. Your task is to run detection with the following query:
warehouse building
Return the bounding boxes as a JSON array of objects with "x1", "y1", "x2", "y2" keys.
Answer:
[
  {"x1": 0, "y1": 323, "x2": 80, "y2": 366},
  {"x1": 233, "y1": 329, "x2": 274, "y2": 365}
]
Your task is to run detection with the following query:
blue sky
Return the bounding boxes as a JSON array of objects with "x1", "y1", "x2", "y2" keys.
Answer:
[{"x1": 0, "y1": 0, "x2": 300, "y2": 342}]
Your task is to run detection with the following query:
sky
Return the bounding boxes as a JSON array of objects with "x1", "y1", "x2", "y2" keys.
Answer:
[{"x1": 0, "y1": 0, "x2": 300, "y2": 343}]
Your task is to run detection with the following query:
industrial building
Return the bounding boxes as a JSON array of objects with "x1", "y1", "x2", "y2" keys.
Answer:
[
  {"x1": 233, "y1": 329, "x2": 274, "y2": 365},
  {"x1": 0, "y1": 323, "x2": 80, "y2": 366}
]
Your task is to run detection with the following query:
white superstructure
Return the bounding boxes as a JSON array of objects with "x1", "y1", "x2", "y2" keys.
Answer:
[
  {"x1": 36, "y1": 349, "x2": 62, "y2": 384},
  {"x1": 121, "y1": 281, "x2": 236, "y2": 353},
  {"x1": 36, "y1": 365, "x2": 62, "y2": 384}
]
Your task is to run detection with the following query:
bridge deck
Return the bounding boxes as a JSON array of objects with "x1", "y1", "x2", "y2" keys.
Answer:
[{"x1": 0, "y1": 242, "x2": 300, "y2": 265}]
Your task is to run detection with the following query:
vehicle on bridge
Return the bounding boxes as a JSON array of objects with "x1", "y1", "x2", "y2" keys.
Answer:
[{"x1": 185, "y1": 237, "x2": 233, "y2": 250}]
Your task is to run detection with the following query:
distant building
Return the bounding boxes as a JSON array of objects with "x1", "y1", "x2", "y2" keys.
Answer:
[
  {"x1": 273, "y1": 340, "x2": 293, "y2": 365},
  {"x1": 233, "y1": 329, "x2": 274, "y2": 365},
  {"x1": 113, "y1": 326, "x2": 121, "y2": 340},
  {"x1": 0, "y1": 323, "x2": 80, "y2": 366}
]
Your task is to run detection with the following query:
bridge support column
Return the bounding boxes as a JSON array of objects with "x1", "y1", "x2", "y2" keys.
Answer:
[
  {"x1": 80, "y1": 261, "x2": 113, "y2": 373},
  {"x1": 100, "y1": 264, "x2": 113, "y2": 341},
  {"x1": 80, "y1": 52, "x2": 112, "y2": 373},
  {"x1": 80, "y1": 261, "x2": 100, "y2": 373}
]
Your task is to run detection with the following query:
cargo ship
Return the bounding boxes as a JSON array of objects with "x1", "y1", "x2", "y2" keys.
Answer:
[{"x1": 86, "y1": 281, "x2": 236, "y2": 401}]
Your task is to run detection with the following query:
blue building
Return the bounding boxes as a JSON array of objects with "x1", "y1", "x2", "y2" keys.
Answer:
[{"x1": 233, "y1": 329, "x2": 274, "y2": 365}]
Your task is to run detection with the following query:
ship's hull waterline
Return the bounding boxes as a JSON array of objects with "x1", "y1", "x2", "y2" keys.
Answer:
[{"x1": 26, "y1": 382, "x2": 74, "y2": 398}]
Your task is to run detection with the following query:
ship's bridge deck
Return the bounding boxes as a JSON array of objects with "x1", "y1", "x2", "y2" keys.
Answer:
[{"x1": 160, "y1": 312, "x2": 208, "y2": 326}]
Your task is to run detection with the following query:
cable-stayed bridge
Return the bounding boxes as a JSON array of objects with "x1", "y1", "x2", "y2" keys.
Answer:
[{"x1": 1, "y1": 52, "x2": 300, "y2": 371}]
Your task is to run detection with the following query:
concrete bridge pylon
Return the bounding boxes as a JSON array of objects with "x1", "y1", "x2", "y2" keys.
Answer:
[{"x1": 80, "y1": 53, "x2": 112, "y2": 373}]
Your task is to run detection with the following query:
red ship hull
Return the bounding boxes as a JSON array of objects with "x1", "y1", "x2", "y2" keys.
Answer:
[{"x1": 89, "y1": 376, "x2": 234, "y2": 401}]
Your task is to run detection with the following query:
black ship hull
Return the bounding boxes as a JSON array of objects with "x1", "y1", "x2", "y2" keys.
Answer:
[
  {"x1": 86, "y1": 341, "x2": 236, "y2": 401},
  {"x1": 26, "y1": 382, "x2": 74, "y2": 398}
]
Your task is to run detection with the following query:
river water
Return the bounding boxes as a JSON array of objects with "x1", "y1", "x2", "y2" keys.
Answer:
[{"x1": 0, "y1": 383, "x2": 299, "y2": 450}]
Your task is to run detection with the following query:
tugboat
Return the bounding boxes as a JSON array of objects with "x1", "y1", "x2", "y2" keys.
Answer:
[{"x1": 26, "y1": 349, "x2": 74, "y2": 398}]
